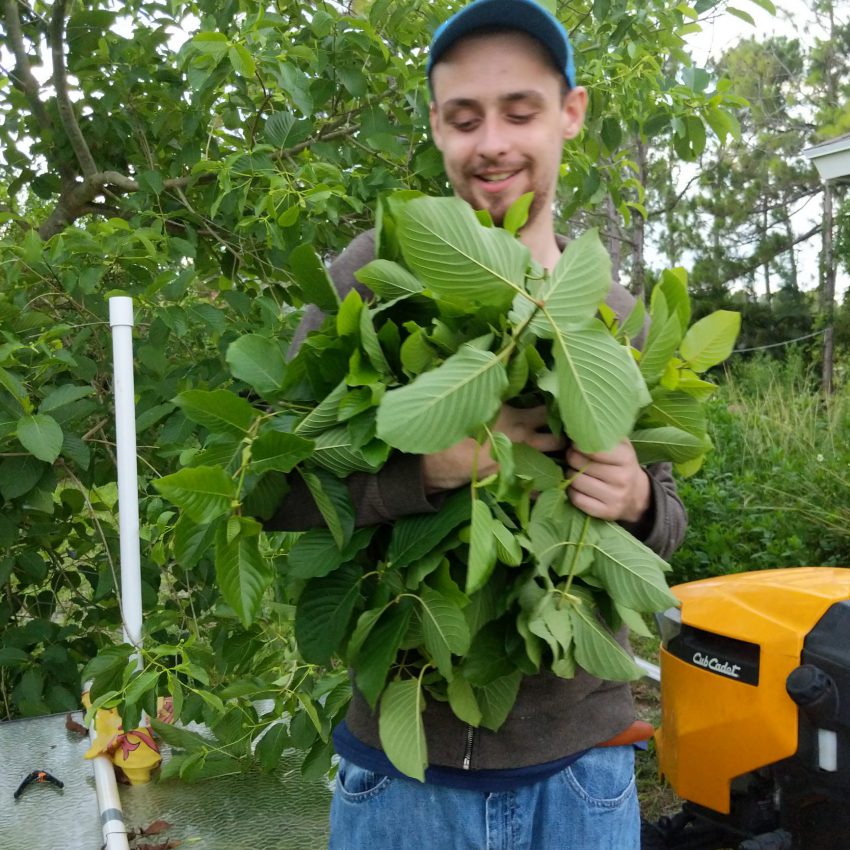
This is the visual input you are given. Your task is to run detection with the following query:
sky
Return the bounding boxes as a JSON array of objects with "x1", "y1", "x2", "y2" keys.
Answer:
[{"x1": 681, "y1": 0, "x2": 849, "y2": 298}]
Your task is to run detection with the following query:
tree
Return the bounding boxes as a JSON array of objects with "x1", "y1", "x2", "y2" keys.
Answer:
[{"x1": 0, "y1": 0, "x2": 750, "y2": 777}]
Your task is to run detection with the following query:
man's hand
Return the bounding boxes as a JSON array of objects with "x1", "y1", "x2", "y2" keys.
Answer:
[
  {"x1": 422, "y1": 405, "x2": 566, "y2": 493},
  {"x1": 565, "y1": 439, "x2": 651, "y2": 523}
]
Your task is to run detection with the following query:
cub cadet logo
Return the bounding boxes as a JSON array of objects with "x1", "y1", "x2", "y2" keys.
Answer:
[{"x1": 692, "y1": 651, "x2": 742, "y2": 679}]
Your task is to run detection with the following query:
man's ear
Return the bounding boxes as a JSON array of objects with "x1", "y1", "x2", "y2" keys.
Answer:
[
  {"x1": 562, "y1": 86, "x2": 588, "y2": 141},
  {"x1": 429, "y1": 101, "x2": 445, "y2": 151}
]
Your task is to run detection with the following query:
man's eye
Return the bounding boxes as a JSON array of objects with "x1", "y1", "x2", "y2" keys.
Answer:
[
  {"x1": 508, "y1": 113, "x2": 534, "y2": 123},
  {"x1": 451, "y1": 119, "x2": 478, "y2": 131}
]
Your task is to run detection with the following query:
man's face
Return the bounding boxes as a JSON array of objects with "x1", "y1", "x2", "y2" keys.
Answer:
[{"x1": 429, "y1": 31, "x2": 586, "y2": 229}]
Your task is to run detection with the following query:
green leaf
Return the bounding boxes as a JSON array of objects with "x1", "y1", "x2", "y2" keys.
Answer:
[
  {"x1": 639, "y1": 388, "x2": 706, "y2": 437},
  {"x1": 226, "y1": 335, "x2": 287, "y2": 395},
  {"x1": 387, "y1": 490, "x2": 471, "y2": 567},
  {"x1": 150, "y1": 717, "x2": 210, "y2": 753},
  {"x1": 640, "y1": 313, "x2": 683, "y2": 386},
  {"x1": 630, "y1": 427, "x2": 712, "y2": 465},
  {"x1": 287, "y1": 529, "x2": 344, "y2": 579},
  {"x1": 312, "y1": 425, "x2": 386, "y2": 476},
  {"x1": 398, "y1": 196, "x2": 529, "y2": 308},
  {"x1": 39, "y1": 385, "x2": 93, "y2": 413},
  {"x1": 475, "y1": 670, "x2": 522, "y2": 731},
  {"x1": 466, "y1": 499, "x2": 498, "y2": 595},
  {"x1": 296, "y1": 564, "x2": 362, "y2": 665},
  {"x1": 264, "y1": 111, "x2": 312, "y2": 148},
  {"x1": 659, "y1": 268, "x2": 691, "y2": 333},
  {"x1": 620, "y1": 298, "x2": 646, "y2": 342},
  {"x1": 174, "y1": 389, "x2": 257, "y2": 435},
  {"x1": 592, "y1": 520, "x2": 677, "y2": 611},
  {"x1": 17, "y1": 414, "x2": 63, "y2": 463},
  {"x1": 543, "y1": 319, "x2": 643, "y2": 453},
  {"x1": 0, "y1": 455, "x2": 46, "y2": 501},
  {"x1": 124, "y1": 669, "x2": 160, "y2": 706},
  {"x1": 173, "y1": 516, "x2": 217, "y2": 568},
  {"x1": 354, "y1": 259, "x2": 425, "y2": 300},
  {"x1": 295, "y1": 381, "x2": 347, "y2": 437},
  {"x1": 419, "y1": 587, "x2": 470, "y2": 678},
  {"x1": 300, "y1": 469, "x2": 355, "y2": 549},
  {"x1": 353, "y1": 600, "x2": 413, "y2": 707},
  {"x1": 726, "y1": 6, "x2": 756, "y2": 25},
  {"x1": 680, "y1": 311, "x2": 741, "y2": 372},
  {"x1": 569, "y1": 592, "x2": 644, "y2": 681},
  {"x1": 512, "y1": 229, "x2": 611, "y2": 334},
  {"x1": 0, "y1": 647, "x2": 29, "y2": 667},
  {"x1": 359, "y1": 305, "x2": 392, "y2": 375},
  {"x1": 512, "y1": 444, "x2": 563, "y2": 490},
  {"x1": 289, "y1": 243, "x2": 339, "y2": 313},
  {"x1": 250, "y1": 431, "x2": 314, "y2": 474},
  {"x1": 256, "y1": 723, "x2": 290, "y2": 772},
  {"x1": 378, "y1": 678, "x2": 427, "y2": 782},
  {"x1": 447, "y1": 675, "x2": 482, "y2": 726},
  {"x1": 215, "y1": 519, "x2": 273, "y2": 628},
  {"x1": 154, "y1": 466, "x2": 235, "y2": 524},
  {"x1": 377, "y1": 342, "x2": 508, "y2": 453},
  {"x1": 503, "y1": 192, "x2": 534, "y2": 236}
]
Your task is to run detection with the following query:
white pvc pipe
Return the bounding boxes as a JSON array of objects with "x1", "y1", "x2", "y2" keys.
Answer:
[
  {"x1": 88, "y1": 747, "x2": 131, "y2": 850},
  {"x1": 109, "y1": 296, "x2": 143, "y2": 652}
]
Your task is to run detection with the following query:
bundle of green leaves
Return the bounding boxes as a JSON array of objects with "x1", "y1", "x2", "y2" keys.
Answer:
[{"x1": 155, "y1": 192, "x2": 740, "y2": 780}]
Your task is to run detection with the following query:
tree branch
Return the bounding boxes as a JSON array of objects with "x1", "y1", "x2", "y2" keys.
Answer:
[
  {"x1": 49, "y1": 0, "x2": 97, "y2": 178},
  {"x1": 716, "y1": 223, "x2": 823, "y2": 287},
  {"x1": 3, "y1": 0, "x2": 52, "y2": 129}
]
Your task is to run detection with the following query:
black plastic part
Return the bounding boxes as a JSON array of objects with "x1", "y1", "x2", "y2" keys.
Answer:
[
  {"x1": 665, "y1": 623, "x2": 760, "y2": 686},
  {"x1": 786, "y1": 665, "x2": 839, "y2": 726}
]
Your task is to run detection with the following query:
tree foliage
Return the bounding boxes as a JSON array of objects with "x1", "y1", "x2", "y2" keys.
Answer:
[{"x1": 0, "y1": 0, "x2": 753, "y2": 777}]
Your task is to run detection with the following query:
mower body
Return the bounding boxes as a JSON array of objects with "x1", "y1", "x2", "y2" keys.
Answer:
[{"x1": 650, "y1": 567, "x2": 850, "y2": 850}]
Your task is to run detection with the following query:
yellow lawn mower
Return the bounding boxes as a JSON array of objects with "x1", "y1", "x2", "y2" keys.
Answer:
[{"x1": 642, "y1": 567, "x2": 850, "y2": 850}]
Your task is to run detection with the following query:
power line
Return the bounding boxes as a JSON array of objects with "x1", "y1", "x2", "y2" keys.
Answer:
[{"x1": 732, "y1": 328, "x2": 826, "y2": 353}]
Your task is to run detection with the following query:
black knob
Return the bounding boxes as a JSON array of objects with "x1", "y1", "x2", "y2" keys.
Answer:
[{"x1": 786, "y1": 664, "x2": 839, "y2": 726}]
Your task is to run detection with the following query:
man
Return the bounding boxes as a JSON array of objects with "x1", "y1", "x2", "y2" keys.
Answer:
[{"x1": 268, "y1": 1, "x2": 686, "y2": 847}]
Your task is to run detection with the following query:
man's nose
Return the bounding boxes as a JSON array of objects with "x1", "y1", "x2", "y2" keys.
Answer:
[{"x1": 475, "y1": 116, "x2": 509, "y2": 160}]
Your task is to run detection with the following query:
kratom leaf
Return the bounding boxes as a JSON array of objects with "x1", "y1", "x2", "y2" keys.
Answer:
[
  {"x1": 466, "y1": 499, "x2": 498, "y2": 595},
  {"x1": 511, "y1": 229, "x2": 611, "y2": 335},
  {"x1": 379, "y1": 678, "x2": 427, "y2": 782},
  {"x1": 591, "y1": 521, "x2": 677, "y2": 612},
  {"x1": 658, "y1": 268, "x2": 691, "y2": 332},
  {"x1": 354, "y1": 259, "x2": 425, "y2": 299},
  {"x1": 295, "y1": 381, "x2": 348, "y2": 437},
  {"x1": 354, "y1": 600, "x2": 413, "y2": 707},
  {"x1": 39, "y1": 385, "x2": 93, "y2": 413},
  {"x1": 251, "y1": 431, "x2": 314, "y2": 474},
  {"x1": 397, "y1": 196, "x2": 528, "y2": 308},
  {"x1": 447, "y1": 674, "x2": 482, "y2": 727},
  {"x1": 639, "y1": 388, "x2": 706, "y2": 436},
  {"x1": 17, "y1": 414, "x2": 63, "y2": 463},
  {"x1": 359, "y1": 305, "x2": 392, "y2": 375},
  {"x1": 290, "y1": 243, "x2": 339, "y2": 313},
  {"x1": 387, "y1": 489, "x2": 471, "y2": 567},
  {"x1": 503, "y1": 192, "x2": 534, "y2": 236},
  {"x1": 215, "y1": 519, "x2": 273, "y2": 628},
  {"x1": 630, "y1": 427, "x2": 712, "y2": 465},
  {"x1": 377, "y1": 342, "x2": 508, "y2": 454},
  {"x1": 614, "y1": 603, "x2": 653, "y2": 638},
  {"x1": 680, "y1": 310, "x2": 741, "y2": 371},
  {"x1": 543, "y1": 319, "x2": 643, "y2": 453},
  {"x1": 512, "y1": 444, "x2": 563, "y2": 490},
  {"x1": 311, "y1": 425, "x2": 385, "y2": 476},
  {"x1": 620, "y1": 297, "x2": 646, "y2": 342},
  {"x1": 419, "y1": 586, "x2": 470, "y2": 678},
  {"x1": 475, "y1": 670, "x2": 522, "y2": 731},
  {"x1": 639, "y1": 315, "x2": 683, "y2": 386},
  {"x1": 154, "y1": 466, "x2": 235, "y2": 524},
  {"x1": 400, "y1": 330, "x2": 438, "y2": 377},
  {"x1": 286, "y1": 529, "x2": 343, "y2": 579},
  {"x1": 175, "y1": 389, "x2": 257, "y2": 435},
  {"x1": 226, "y1": 334, "x2": 287, "y2": 396},
  {"x1": 569, "y1": 592, "x2": 643, "y2": 681},
  {"x1": 300, "y1": 469, "x2": 354, "y2": 549},
  {"x1": 295, "y1": 563, "x2": 362, "y2": 664}
]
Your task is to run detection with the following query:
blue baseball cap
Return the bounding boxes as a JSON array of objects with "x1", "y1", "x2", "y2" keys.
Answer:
[{"x1": 427, "y1": 0, "x2": 576, "y2": 89}]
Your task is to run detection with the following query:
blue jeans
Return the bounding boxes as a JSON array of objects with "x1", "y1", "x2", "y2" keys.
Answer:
[{"x1": 328, "y1": 746, "x2": 639, "y2": 850}]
